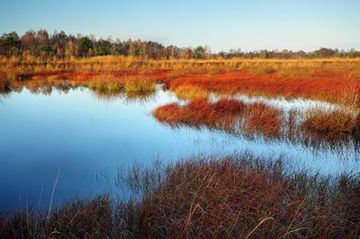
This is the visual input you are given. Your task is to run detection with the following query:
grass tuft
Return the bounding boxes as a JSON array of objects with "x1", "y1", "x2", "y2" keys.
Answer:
[
  {"x1": 173, "y1": 85, "x2": 208, "y2": 100},
  {"x1": 124, "y1": 77, "x2": 156, "y2": 96}
]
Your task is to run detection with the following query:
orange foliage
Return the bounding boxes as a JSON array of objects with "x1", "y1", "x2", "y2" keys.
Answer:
[
  {"x1": 5, "y1": 58, "x2": 360, "y2": 107},
  {"x1": 166, "y1": 71, "x2": 360, "y2": 106},
  {"x1": 301, "y1": 110, "x2": 357, "y2": 140},
  {"x1": 242, "y1": 102, "x2": 283, "y2": 138},
  {"x1": 153, "y1": 98, "x2": 283, "y2": 138},
  {"x1": 154, "y1": 98, "x2": 358, "y2": 143},
  {"x1": 154, "y1": 98, "x2": 246, "y2": 131}
]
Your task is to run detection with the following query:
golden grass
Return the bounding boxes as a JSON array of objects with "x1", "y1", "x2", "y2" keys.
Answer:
[
  {"x1": 172, "y1": 85, "x2": 208, "y2": 100},
  {"x1": 88, "y1": 75, "x2": 124, "y2": 94},
  {"x1": 86, "y1": 75, "x2": 156, "y2": 97},
  {"x1": 124, "y1": 77, "x2": 156, "y2": 95}
]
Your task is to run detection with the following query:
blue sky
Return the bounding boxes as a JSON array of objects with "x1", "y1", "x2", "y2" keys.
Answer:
[{"x1": 0, "y1": 0, "x2": 359, "y2": 52}]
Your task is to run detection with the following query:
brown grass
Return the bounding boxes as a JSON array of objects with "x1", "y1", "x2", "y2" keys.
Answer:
[
  {"x1": 138, "y1": 156, "x2": 360, "y2": 238},
  {"x1": 1, "y1": 154, "x2": 359, "y2": 238},
  {"x1": 0, "y1": 196, "x2": 141, "y2": 238},
  {"x1": 301, "y1": 110, "x2": 358, "y2": 139}
]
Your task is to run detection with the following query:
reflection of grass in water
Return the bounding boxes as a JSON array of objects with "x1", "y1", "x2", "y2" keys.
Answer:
[
  {"x1": 90, "y1": 88, "x2": 156, "y2": 103},
  {"x1": 125, "y1": 90, "x2": 156, "y2": 103},
  {"x1": 1, "y1": 153, "x2": 359, "y2": 238},
  {"x1": 299, "y1": 109, "x2": 359, "y2": 151},
  {"x1": 0, "y1": 78, "x2": 11, "y2": 94},
  {"x1": 91, "y1": 90, "x2": 123, "y2": 101},
  {"x1": 153, "y1": 98, "x2": 359, "y2": 150}
]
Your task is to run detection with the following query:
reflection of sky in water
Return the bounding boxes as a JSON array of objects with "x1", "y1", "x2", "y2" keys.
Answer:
[{"x1": 0, "y1": 87, "x2": 359, "y2": 211}]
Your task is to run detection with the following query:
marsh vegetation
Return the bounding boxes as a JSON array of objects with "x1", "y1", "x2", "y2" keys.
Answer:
[
  {"x1": 1, "y1": 49, "x2": 360, "y2": 238},
  {"x1": 1, "y1": 154, "x2": 359, "y2": 238}
]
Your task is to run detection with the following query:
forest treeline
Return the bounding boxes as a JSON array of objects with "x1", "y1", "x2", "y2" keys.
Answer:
[{"x1": 1, "y1": 30, "x2": 360, "y2": 60}]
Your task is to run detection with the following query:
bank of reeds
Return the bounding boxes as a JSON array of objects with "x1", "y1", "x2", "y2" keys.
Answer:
[
  {"x1": 154, "y1": 98, "x2": 284, "y2": 138},
  {"x1": 88, "y1": 75, "x2": 124, "y2": 94},
  {"x1": 1, "y1": 56, "x2": 360, "y2": 107},
  {"x1": 87, "y1": 75, "x2": 156, "y2": 97},
  {"x1": 153, "y1": 97, "x2": 359, "y2": 145},
  {"x1": 301, "y1": 109, "x2": 358, "y2": 140},
  {"x1": 1, "y1": 154, "x2": 359, "y2": 238}
]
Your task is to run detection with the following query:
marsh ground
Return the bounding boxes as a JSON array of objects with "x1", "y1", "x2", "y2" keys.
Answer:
[{"x1": 0, "y1": 57, "x2": 359, "y2": 238}]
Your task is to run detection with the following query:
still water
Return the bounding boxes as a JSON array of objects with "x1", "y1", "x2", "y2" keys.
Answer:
[{"x1": 0, "y1": 87, "x2": 359, "y2": 211}]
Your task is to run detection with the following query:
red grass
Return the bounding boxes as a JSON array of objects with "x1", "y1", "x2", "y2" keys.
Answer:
[
  {"x1": 301, "y1": 110, "x2": 358, "y2": 142},
  {"x1": 153, "y1": 98, "x2": 283, "y2": 137},
  {"x1": 166, "y1": 71, "x2": 360, "y2": 106},
  {"x1": 154, "y1": 98, "x2": 246, "y2": 131},
  {"x1": 154, "y1": 98, "x2": 359, "y2": 144},
  {"x1": 242, "y1": 102, "x2": 283, "y2": 138}
]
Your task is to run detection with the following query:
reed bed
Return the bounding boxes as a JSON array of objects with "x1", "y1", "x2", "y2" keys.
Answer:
[
  {"x1": 153, "y1": 97, "x2": 359, "y2": 145},
  {"x1": 1, "y1": 56, "x2": 360, "y2": 107},
  {"x1": 154, "y1": 98, "x2": 244, "y2": 131},
  {"x1": 301, "y1": 110, "x2": 358, "y2": 138},
  {"x1": 138, "y1": 155, "x2": 360, "y2": 238},
  {"x1": 88, "y1": 75, "x2": 124, "y2": 94},
  {"x1": 242, "y1": 102, "x2": 283, "y2": 138},
  {"x1": 87, "y1": 75, "x2": 156, "y2": 96},
  {"x1": 153, "y1": 98, "x2": 284, "y2": 138},
  {"x1": 1, "y1": 154, "x2": 359, "y2": 238},
  {"x1": 166, "y1": 71, "x2": 360, "y2": 107}
]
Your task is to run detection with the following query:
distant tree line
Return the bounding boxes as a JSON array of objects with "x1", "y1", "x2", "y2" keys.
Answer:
[{"x1": 1, "y1": 30, "x2": 360, "y2": 60}]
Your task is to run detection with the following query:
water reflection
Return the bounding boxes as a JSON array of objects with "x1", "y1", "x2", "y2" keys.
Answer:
[
  {"x1": 154, "y1": 98, "x2": 359, "y2": 154},
  {"x1": 0, "y1": 79, "x2": 159, "y2": 103},
  {"x1": 0, "y1": 81, "x2": 359, "y2": 211}
]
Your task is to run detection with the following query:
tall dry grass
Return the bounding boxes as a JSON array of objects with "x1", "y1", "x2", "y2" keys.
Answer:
[
  {"x1": 1, "y1": 56, "x2": 360, "y2": 107},
  {"x1": 124, "y1": 77, "x2": 156, "y2": 96},
  {"x1": 2, "y1": 154, "x2": 358, "y2": 238},
  {"x1": 172, "y1": 85, "x2": 208, "y2": 100},
  {"x1": 88, "y1": 75, "x2": 124, "y2": 94},
  {"x1": 138, "y1": 155, "x2": 360, "y2": 238}
]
